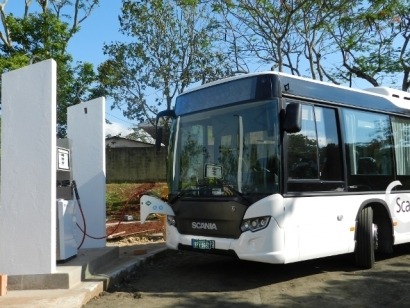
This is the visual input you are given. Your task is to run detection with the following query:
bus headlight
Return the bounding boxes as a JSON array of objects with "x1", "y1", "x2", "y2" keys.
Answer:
[
  {"x1": 241, "y1": 216, "x2": 270, "y2": 232},
  {"x1": 167, "y1": 215, "x2": 176, "y2": 226}
]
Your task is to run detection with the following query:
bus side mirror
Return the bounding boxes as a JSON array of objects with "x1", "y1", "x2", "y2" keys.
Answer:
[
  {"x1": 283, "y1": 103, "x2": 302, "y2": 133},
  {"x1": 155, "y1": 127, "x2": 163, "y2": 151},
  {"x1": 155, "y1": 109, "x2": 176, "y2": 152}
]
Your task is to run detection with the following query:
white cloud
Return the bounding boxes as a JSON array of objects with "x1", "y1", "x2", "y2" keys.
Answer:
[{"x1": 105, "y1": 122, "x2": 133, "y2": 137}]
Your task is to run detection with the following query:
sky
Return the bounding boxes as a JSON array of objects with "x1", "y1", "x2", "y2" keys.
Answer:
[
  {"x1": 4, "y1": 1, "x2": 134, "y2": 137},
  {"x1": 67, "y1": 1, "x2": 135, "y2": 136}
]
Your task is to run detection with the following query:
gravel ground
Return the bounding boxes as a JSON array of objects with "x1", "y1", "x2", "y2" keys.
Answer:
[{"x1": 84, "y1": 242, "x2": 410, "y2": 308}]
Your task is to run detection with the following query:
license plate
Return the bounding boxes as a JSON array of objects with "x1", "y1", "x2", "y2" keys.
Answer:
[{"x1": 191, "y1": 239, "x2": 215, "y2": 250}]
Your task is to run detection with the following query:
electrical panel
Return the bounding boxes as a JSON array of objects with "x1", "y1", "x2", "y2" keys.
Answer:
[
  {"x1": 56, "y1": 138, "x2": 77, "y2": 262},
  {"x1": 56, "y1": 139, "x2": 72, "y2": 200}
]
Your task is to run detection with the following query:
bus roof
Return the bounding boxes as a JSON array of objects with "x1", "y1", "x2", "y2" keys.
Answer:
[
  {"x1": 177, "y1": 71, "x2": 410, "y2": 116},
  {"x1": 364, "y1": 87, "x2": 410, "y2": 109}
]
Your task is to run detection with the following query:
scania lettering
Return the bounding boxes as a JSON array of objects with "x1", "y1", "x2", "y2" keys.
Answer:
[
  {"x1": 396, "y1": 198, "x2": 410, "y2": 213},
  {"x1": 192, "y1": 222, "x2": 218, "y2": 230},
  {"x1": 141, "y1": 71, "x2": 410, "y2": 269}
]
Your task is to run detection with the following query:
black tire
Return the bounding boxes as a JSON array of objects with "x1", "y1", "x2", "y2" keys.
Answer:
[{"x1": 355, "y1": 207, "x2": 375, "y2": 269}]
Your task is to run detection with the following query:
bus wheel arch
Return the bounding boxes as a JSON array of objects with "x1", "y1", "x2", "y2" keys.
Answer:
[{"x1": 355, "y1": 201, "x2": 393, "y2": 269}]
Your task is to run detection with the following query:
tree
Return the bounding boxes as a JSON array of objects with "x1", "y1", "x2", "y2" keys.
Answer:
[
  {"x1": 0, "y1": 0, "x2": 100, "y2": 136},
  {"x1": 215, "y1": 0, "x2": 410, "y2": 90},
  {"x1": 215, "y1": 0, "x2": 353, "y2": 79},
  {"x1": 215, "y1": 0, "x2": 323, "y2": 75},
  {"x1": 324, "y1": 0, "x2": 410, "y2": 90},
  {"x1": 98, "y1": 0, "x2": 233, "y2": 126},
  {"x1": 289, "y1": 0, "x2": 348, "y2": 82}
]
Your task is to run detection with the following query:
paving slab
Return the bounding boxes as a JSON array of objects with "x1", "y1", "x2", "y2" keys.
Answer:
[{"x1": 0, "y1": 241, "x2": 166, "y2": 307}]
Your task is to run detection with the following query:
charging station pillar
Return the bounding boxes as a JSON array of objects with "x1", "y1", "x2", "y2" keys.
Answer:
[
  {"x1": 67, "y1": 97, "x2": 106, "y2": 249},
  {"x1": 0, "y1": 59, "x2": 57, "y2": 275}
]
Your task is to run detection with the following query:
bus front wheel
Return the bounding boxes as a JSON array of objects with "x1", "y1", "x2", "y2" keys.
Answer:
[{"x1": 355, "y1": 207, "x2": 377, "y2": 269}]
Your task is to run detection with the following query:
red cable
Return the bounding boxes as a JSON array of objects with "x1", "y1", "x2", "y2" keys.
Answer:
[{"x1": 75, "y1": 183, "x2": 155, "y2": 243}]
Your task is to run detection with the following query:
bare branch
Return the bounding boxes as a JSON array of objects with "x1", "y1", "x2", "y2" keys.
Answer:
[
  {"x1": 341, "y1": 50, "x2": 379, "y2": 86},
  {"x1": 0, "y1": 0, "x2": 13, "y2": 48},
  {"x1": 72, "y1": 0, "x2": 80, "y2": 30},
  {"x1": 37, "y1": 0, "x2": 48, "y2": 13},
  {"x1": 25, "y1": 0, "x2": 32, "y2": 17},
  {"x1": 70, "y1": 0, "x2": 99, "y2": 36}
]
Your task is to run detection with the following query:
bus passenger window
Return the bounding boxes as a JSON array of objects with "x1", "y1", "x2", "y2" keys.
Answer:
[
  {"x1": 342, "y1": 109, "x2": 393, "y2": 177},
  {"x1": 392, "y1": 116, "x2": 410, "y2": 175},
  {"x1": 357, "y1": 157, "x2": 378, "y2": 174}
]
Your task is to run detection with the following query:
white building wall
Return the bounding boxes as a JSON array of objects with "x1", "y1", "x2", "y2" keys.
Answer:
[
  {"x1": 67, "y1": 98, "x2": 106, "y2": 248},
  {"x1": 0, "y1": 60, "x2": 57, "y2": 275}
]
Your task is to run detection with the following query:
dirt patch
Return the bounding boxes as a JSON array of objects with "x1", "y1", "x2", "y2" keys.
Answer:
[
  {"x1": 106, "y1": 183, "x2": 167, "y2": 222},
  {"x1": 105, "y1": 182, "x2": 167, "y2": 242},
  {"x1": 106, "y1": 219, "x2": 165, "y2": 241}
]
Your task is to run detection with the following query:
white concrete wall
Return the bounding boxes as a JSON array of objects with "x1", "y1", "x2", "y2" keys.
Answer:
[
  {"x1": 0, "y1": 60, "x2": 57, "y2": 275},
  {"x1": 68, "y1": 98, "x2": 106, "y2": 248}
]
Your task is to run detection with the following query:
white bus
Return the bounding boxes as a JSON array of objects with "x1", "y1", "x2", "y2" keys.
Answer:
[{"x1": 141, "y1": 71, "x2": 410, "y2": 269}]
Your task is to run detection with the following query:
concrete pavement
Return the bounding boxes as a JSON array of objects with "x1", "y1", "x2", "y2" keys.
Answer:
[{"x1": 0, "y1": 241, "x2": 167, "y2": 307}]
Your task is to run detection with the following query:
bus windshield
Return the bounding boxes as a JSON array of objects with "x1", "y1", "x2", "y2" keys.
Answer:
[{"x1": 169, "y1": 100, "x2": 280, "y2": 200}]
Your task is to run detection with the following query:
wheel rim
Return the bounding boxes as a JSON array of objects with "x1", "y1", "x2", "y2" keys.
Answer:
[{"x1": 372, "y1": 223, "x2": 378, "y2": 251}]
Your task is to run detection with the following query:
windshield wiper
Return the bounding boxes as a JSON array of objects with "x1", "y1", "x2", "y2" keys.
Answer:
[
  {"x1": 170, "y1": 180, "x2": 251, "y2": 204},
  {"x1": 169, "y1": 188, "x2": 198, "y2": 203}
]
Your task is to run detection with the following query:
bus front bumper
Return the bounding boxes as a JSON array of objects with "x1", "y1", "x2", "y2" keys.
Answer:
[{"x1": 165, "y1": 222, "x2": 286, "y2": 264}]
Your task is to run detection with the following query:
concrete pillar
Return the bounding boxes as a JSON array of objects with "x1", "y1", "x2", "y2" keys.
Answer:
[
  {"x1": 0, "y1": 60, "x2": 57, "y2": 275},
  {"x1": 67, "y1": 98, "x2": 106, "y2": 248}
]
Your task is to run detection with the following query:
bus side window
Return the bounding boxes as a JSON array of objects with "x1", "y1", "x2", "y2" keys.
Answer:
[
  {"x1": 392, "y1": 116, "x2": 410, "y2": 188},
  {"x1": 342, "y1": 109, "x2": 394, "y2": 190},
  {"x1": 287, "y1": 105, "x2": 342, "y2": 182},
  {"x1": 316, "y1": 107, "x2": 342, "y2": 181},
  {"x1": 392, "y1": 116, "x2": 410, "y2": 175},
  {"x1": 287, "y1": 104, "x2": 319, "y2": 179},
  {"x1": 357, "y1": 157, "x2": 378, "y2": 174},
  {"x1": 343, "y1": 109, "x2": 393, "y2": 175}
]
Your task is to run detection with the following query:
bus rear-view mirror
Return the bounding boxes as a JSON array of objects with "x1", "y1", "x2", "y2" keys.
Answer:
[
  {"x1": 283, "y1": 103, "x2": 302, "y2": 133},
  {"x1": 155, "y1": 109, "x2": 176, "y2": 151}
]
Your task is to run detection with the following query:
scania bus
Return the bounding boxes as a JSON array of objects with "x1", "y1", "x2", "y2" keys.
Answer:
[{"x1": 140, "y1": 71, "x2": 410, "y2": 269}]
